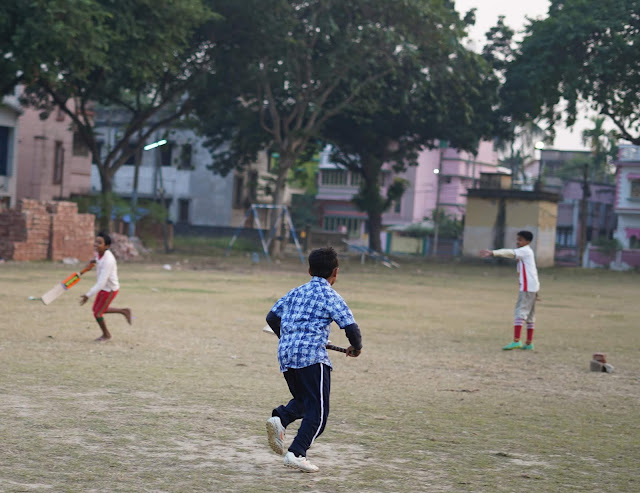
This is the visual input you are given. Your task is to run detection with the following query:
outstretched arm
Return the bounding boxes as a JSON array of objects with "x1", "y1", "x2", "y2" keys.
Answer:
[{"x1": 480, "y1": 249, "x2": 516, "y2": 259}]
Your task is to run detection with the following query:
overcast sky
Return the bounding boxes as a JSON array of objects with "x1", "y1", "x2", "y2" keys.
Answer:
[{"x1": 454, "y1": 0, "x2": 593, "y2": 151}]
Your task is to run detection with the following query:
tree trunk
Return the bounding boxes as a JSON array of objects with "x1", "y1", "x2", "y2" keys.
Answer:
[
  {"x1": 578, "y1": 163, "x2": 591, "y2": 265},
  {"x1": 269, "y1": 154, "x2": 294, "y2": 257},
  {"x1": 98, "y1": 169, "x2": 114, "y2": 232},
  {"x1": 354, "y1": 153, "x2": 386, "y2": 252},
  {"x1": 368, "y1": 210, "x2": 383, "y2": 252}
]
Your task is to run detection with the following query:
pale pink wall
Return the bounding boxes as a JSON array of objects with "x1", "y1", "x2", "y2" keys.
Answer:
[
  {"x1": 383, "y1": 140, "x2": 500, "y2": 225},
  {"x1": 16, "y1": 101, "x2": 92, "y2": 201}
]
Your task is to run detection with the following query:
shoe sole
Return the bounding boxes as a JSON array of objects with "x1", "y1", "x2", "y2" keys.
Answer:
[
  {"x1": 266, "y1": 420, "x2": 285, "y2": 455},
  {"x1": 284, "y1": 461, "x2": 319, "y2": 473}
]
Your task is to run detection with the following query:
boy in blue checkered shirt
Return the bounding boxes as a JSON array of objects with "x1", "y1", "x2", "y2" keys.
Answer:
[{"x1": 265, "y1": 246, "x2": 363, "y2": 473}]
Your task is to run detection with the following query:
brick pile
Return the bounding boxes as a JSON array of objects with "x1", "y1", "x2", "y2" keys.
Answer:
[
  {"x1": 0, "y1": 199, "x2": 95, "y2": 261},
  {"x1": 109, "y1": 232, "x2": 143, "y2": 261},
  {"x1": 0, "y1": 200, "x2": 50, "y2": 260},
  {"x1": 48, "y1": 201, "x2": 95, "y2": 261}
]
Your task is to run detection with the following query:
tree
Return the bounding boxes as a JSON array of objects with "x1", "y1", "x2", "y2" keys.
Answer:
[
  {"x1": 581, "y1": 116, "x2": 618, "y2": 183},
  {"x1": 502, "y1": 0, "x2": 640, "y2": 145},
  {"x1": 320, "y1": 7, "x2": 500, "y2": 251},
  {"x1": 3, "y1": 0, "x2": 215, "y2": 229},
  {"x1": 197, "y1": 0, "x2": 468, "y2": 254},
  {"x1": 481, "y1": 16, "x2": 550, "y2": 187}
]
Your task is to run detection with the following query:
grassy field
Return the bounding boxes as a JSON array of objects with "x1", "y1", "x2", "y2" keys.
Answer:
[{"x1": 1, "y1": 254, "x2": 639, "y2": 492}]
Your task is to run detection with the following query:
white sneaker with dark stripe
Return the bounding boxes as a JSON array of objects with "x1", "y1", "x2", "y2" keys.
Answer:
[
  {"x1": 284, "y1": 451, "x2": 319, "y2": 473},
  {"x1": 266, "y1": 416, "x2": 286, "y2": 455}
]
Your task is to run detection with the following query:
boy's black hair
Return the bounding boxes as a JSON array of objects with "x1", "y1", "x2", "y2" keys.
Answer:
[
  {"x1": 517, "y1": 230, "x2": 533, "y2": 242},
  {"x1": 97, "y1": 231, "x2": 112, "y2": 246},
  {"x1": 308, "y1": 246, "x2": 339, "y2": 279}
]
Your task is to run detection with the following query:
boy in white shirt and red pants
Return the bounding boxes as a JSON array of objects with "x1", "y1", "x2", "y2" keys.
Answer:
[
  {"x1": 480, "y1": 230, "x2": 540, "y2": 350},
  {"x1": 80, "y1": 232, "x2": 132, "y2": 342}
]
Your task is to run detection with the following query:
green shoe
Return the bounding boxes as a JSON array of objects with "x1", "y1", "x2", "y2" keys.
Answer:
[
  {"x1": 521, "y1": 342, "x2": 534, "y2": 350},
  {"x1": 502, "y1": 341, "x2": 523, "y2": 350}
]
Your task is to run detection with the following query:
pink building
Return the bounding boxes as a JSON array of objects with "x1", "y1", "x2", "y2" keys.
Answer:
[
  {"x1": 385, "y1": 141, "x2": 501, "y2": 224},
  {"x1": 16, "y1": 99, "x2": 92, "y2": 202},
  {"x1": 608, "y1": 145, "x2": 640, "y2": 268},
  {"x1": 554, "y1": 180, "x2": 616, "y2": 264},
  {"x1": 315, "y1": 141, "x2": 502, "y2": 241}
]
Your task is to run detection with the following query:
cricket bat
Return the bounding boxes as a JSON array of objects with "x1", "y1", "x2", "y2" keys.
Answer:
[{"x1": 36, "y1": 266, "x2": 92, "y2": 305}]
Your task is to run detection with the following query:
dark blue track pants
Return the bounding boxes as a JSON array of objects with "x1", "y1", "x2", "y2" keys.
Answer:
[{"x1": 272, "y1": 363, "x2": 331, "y2": 457}]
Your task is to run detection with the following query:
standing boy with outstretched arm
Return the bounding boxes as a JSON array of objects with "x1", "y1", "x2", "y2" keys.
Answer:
[
  {"x1": 79, "y1": 232, "x2": 132, "y2": 342},
  {"x1": 265, "y1": 246, "x2": 363, "y2": 473},
  {"x1": 480, "y1": 230, "x2": 540, "y2": 350}
]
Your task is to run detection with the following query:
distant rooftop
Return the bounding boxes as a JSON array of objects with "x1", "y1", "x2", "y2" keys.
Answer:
[{"x1": 618, "y1": 145, "x2": 640, "y2": 163}]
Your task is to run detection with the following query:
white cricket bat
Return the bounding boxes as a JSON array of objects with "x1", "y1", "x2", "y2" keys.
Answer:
[{"x1": 37, "y1": 266, "x2": 92, "y2": 305}]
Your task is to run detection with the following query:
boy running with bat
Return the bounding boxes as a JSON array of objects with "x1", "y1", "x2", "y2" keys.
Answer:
[
  {"x1": 264, "y1": 246, "x2": 363, "y2": 473},
  {"x1": 79, "y1": 232, "x2": 132, "y2": 342}
]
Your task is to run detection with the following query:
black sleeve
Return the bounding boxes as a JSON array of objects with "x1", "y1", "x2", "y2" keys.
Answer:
[
  {"x1": 266, "y1": 311, "x2": 281, "y2": 339},
  {"x1": 343, "y1": 323, "x2": 362, "y2": 350}
]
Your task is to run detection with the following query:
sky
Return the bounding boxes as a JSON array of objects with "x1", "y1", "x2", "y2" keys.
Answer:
[{"x1": 453, "y1": 0, "x2": 593, "y2": 151}]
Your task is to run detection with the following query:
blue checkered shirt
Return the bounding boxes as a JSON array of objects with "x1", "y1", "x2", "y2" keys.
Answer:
[{"x1": 271, "y1": 276, "x2": 356, "y2": 372}]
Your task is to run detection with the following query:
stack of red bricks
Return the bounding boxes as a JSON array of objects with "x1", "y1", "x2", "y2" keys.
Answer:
[
  {"x1": 0, "y1": 199, "x2": 94, "y2": 261},
  {"x1": 47, "y1": 201, "x2": 95, "y2": 261}
]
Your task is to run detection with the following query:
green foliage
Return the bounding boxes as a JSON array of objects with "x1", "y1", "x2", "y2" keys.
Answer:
[
  {"x1": 592, "y1": 236, "x2": 623, "y2": 258},
  {"x1": 197, "y1": 0, "x2": 489, "y2": 210},
  {"x1": 289, "y1": 193, "x2": 318, "y2": 233},
  {"x1": 503, "y1": 1, "x2": 640, "y2": 145},
  {"x1": 71, "y1": 194, "x2": 167, "y2": 223},
  {"x1": 172, "y1": 235, "x2": 256, "y2": 255},
  {"x1": 320, "y1": 1, "x2": 499, "y2": 250},
  {"x1": 2, "y1": 0, "x2": 216, "y2": 229},
  {"x1": 431, "y1": 210, "x2": 464, "y2": 239}
]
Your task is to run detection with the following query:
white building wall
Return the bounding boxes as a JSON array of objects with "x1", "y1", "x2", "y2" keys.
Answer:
[
  {"x1": 91, "y1": 126, "x2": 233, "y2": 227},
  {"x1": 0, "y1": 97, "x2": 21, "y2": 208}
]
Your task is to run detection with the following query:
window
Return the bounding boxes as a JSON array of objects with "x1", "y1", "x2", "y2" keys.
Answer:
[
  {"x1": 178, "y1": 199, "x2": 190, "y2": 223},
  {"x1": 160, "y1": 142, "x2": 173, "y2": 167},
  {"x1": 93, "y1": 141, "x2": 104, "y2": 165},
  {"x1": 124, "y1": 142, "x2": 140, "y2": 165},
  {"x1": 350, "y1": 172, "x2": 363, "y2": 187},
  {"x1": 556, "y1": 226, "x2": 573, "y2": 247},
  {"x1": 248, "y1": 170, "x2": 258, "y2": 202},
  {"x1": 178, "y1": 144, "x2": 193, "y2": 170},
  {"x1": 233, "y1": 175, "x2": 244, "y2": 208},
  {"x1": 394, "y1": 199, "x2": 401, "y2": 214},
  {"x1": 53, "y1": 141, "x2": 64, "y2": 185},
  {"x1": 630, "y1": 179, "x2": 640, "y2": 200},
  {"x1": 321, "y1": 169, "x2": 348, "y2": 186},
  {"x1": 0, "y1": 126, "x2": 9, "y2": 176},
  {"x1": 72, "y1": 131, "x2": 90, "y2": 157}
]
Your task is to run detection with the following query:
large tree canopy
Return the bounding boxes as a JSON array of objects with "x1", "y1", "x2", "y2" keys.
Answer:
[
  {"x1": 2, "y1": 0, "x2": 215, "y2": 228},
  {"x1": 321, "y1": 18, "x2": 500, "y2": 251},
  {"x1": 198, "y1": 1, "x2": 471, "y2": 214},
  {"x1": 502, "y1": 0, "x2": 640, "y2": 145}
]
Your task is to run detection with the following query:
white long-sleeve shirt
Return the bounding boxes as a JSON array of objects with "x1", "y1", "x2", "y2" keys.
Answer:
[
  {"x1": 492, "y1": 244, "x2": 540, "y2": 292},
  {"x1": 85, "y1": 249, "x2": 120, "y2": 298}
]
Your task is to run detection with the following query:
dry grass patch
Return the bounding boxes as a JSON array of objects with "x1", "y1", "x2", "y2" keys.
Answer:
[{"x1": 0, "y1": 257, "x2": 639, "y2": 492}]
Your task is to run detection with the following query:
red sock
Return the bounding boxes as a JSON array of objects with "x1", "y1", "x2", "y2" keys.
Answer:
[
  {"x1": 526, "y1": 328, "x2": 534, "y2": 345},
  {"x1": 513, "y1": 325, "x2": 522, "y2": 342}
]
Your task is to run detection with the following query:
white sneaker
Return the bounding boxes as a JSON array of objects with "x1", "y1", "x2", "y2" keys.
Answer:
[
  {"x1": 266, "y1": 416, "x2": 286, "y2": 455},
  {"x1": 283, "y1": 451, "x2": 319, "y2": 473}
]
